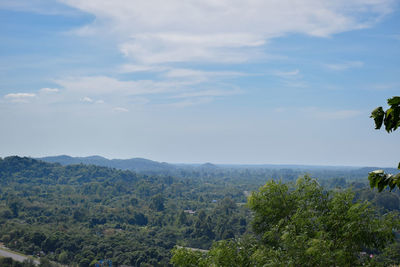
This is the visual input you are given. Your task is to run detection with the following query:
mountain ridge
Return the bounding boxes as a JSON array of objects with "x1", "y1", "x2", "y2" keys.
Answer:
[
  {"x1": 36, "y1": 155, "x2": 400, "y2": 174},
  {"x1": 38, "y1": 155, "x2": 174, "y2": 173}
]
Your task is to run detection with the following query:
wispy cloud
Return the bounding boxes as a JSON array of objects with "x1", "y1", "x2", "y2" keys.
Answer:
[
  {"x1": 4, "y1": 93, "x2": 36, "y2": 103},
  {"x1": 60, "y1": 0, "x2": 395, "y2": 64},
  {"x1": 168, "y1": 97, "x2": 214, "y2": 108},
  {"x1": 324, "y1": 61, "x2": 364, "y2": 71},
  {"x1": 54, "y1": 76, "x2": 181, "y2": 96},
  {"x1": 163, "y1": 68, "x2": 245, "y2": 81},
  {"x1": 273, "y1": 69, "x2": 300, "y2": 78},
  {"x1": 113, "y1": 107, "x2": 129, "y2": 112},
  {"x1": 39, "y1": 88, "x2": 60, "y2": 93},
  {"x1": 118, "y1": 64, "x2": 166, "y2": 73},
  {"x1": 52, "y1": 72, "x2": 244, "y2": 108},
  {"x1": 171, "y1": 89, "x2": 242, "y2": 99},
  {"x1": 368, "y1": 83, "x2": 400, "y2": 91},
  {"x1": 118, "y1": 33, "x2": 266, "y2": 64},
  {"x1": 271, "y1": 69, "x2": 307, "y2": 88},
  {"x1": 81, "y1": 96, "x2": 94, "y2": 103}
]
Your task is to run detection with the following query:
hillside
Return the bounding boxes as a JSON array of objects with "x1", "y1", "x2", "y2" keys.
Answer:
[
  {"x1": 0, "y1": 156, "x2": 250, "y2": 266},
  {"x1": 38, "y1": 155, "x2": 175, "y2": 173}
]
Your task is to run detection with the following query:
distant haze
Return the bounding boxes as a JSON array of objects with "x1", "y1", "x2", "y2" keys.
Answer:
[{"x1": 36, "y1": 155, "x2": 399, "y2": 171}]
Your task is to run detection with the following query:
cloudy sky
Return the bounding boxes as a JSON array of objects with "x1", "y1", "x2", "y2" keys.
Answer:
[{"x1": 1, "y1": 0, "x2": 399, "y2": 166}]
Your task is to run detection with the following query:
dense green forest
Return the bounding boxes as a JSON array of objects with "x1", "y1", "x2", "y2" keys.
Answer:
[
  {"x1": 1, "y1": 156, "x2": 400, "y2": 266},
  {"x1": 0, "y1": 156, "x2": 252, "y2": 266}
]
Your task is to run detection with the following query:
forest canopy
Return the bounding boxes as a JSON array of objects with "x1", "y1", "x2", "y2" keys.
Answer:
[{"x1": 171, "y1": 176, "x2": 400, "y2": 266}]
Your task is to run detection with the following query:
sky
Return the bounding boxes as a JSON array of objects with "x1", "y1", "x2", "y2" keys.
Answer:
[{"x1": 0, "y1": 0, "x2": 399, "y2": 167}]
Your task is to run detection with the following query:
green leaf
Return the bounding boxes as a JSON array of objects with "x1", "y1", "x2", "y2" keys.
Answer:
[
  {"x1": 393, "y1": 174, "x2": 400, "y2": 190},
  {"x1": 389, "y1": 182, "x2": 396, "y2": 191},
  {"x1": 387, "y1": 96, "x2": 400, "y2": 106},
  {"x1": 368, "y1": 171, "x2": 383, "y2": 189},
  {"x1": 398, "y1": 162, "x2": 400, "y2": 170},
  {"x1": 392, "y1": 106, "x2": 400, "y2": 131},
  {"x1": 388, "y1": 177, "x2": 397, "y2": 191},
  {"x1": 370, "y1": 107, "x2": 384, "y2": 130},
  {"x1": 377, "y1": 179, "x2": 386, "y2": 192},
  {"x1": 384, "y1": 108, "x2": 394, "y2": 132}
]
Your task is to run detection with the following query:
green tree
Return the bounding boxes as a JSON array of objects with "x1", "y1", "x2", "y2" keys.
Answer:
[
  {"x1": 171, "y1": 176, "x2": 399, "y2": 266},
  {"x1": 7, "y1": 197, "x2": 21, "y2": 217},
  {"x1": 369, "y1": 96, "x2": 400, "y2": 191},
  {"x1": 170, "y1": 247, "x2": 207, "y2": 267},
  {"x1": 57, "y1": 251, "x2": 69, "y2": 264},
  {"x1": 149, "y1": 194, "x2": 165, "y2": 211},
  {"x1": 177, "y1": 210, "x2": 188, "y2": 225},
  {"x1": 39, "y1": 258, "x2": 56, "y2": 267},
  {"x1": 22, "y1": 259, "x2": 36, "y2": 267}
]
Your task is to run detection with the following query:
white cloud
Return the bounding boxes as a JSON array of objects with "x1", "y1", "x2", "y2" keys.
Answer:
[
  {"x1": 369, "y1": 82, "x2": 400, "y2": 91},
  {"x1": 39, "y1": 87, "x2": 60, "y2": 93},
  {"x1": 113, "y1": 107, "x2": 129, "y2": 112},
  {"x1": 55, "y1": 76, "x2": 182, "y2": 96},
  {"x1": 119, "y1": 64, "x2": 166, "y2": 73},
  {"x1": 60, "y1": 0, "x2": 394, "y2": 64},
  {"x1": 164, "y1": 68, "x2": 244, "y2": 79},
  {"x1": 271, "y1": 69, "x2": 307, "y2": 88},
  {"x1": 273, "y1": 69, "x2": 300, "y2": 78},
  {"x1": 54, "y1": 75, "x2": 229, "y2": 107},
  {"x1": 168, "y1": 97, "x2": 213, "y2": 108},
  {"x1": 171, "y1": 89, "x2": 241, "y2": 99},
  {"x1": 4, "y1": 93, "x2": 36, "y2": 103},
  {"x1": 118, "y1": 33, "x2": 266, "y2": 64},
  {"x1": 81, "y1": 96, "x2": 94, "y2": 103},
  {"x1": 324, "y1": 61, "x2": 364, "y2": 71}
]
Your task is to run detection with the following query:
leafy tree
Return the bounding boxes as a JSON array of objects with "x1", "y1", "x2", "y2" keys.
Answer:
[
  {"x1": 38, "y1": 258, "x2": 56, "y2": 267},
  {"x1": 150, "y1": 194, "x2": 165, "y2": 211},
  {"x1": 7, "y1": 197, "x2": 21, "y2": 217},
  {"x1": 170, "y1": 247, "x2": 206, "y2": 267},
  {"x1": 22, "y1": 259, "x2": 36, "y2": 267},
  {"x1": 57, "y1": 251, "x2": 69, "y2": 264},
  {"x1": 177, "y1": 210, "x2": 187, "y2": 225},
  {"x1": 171, "y1": 176, "x2": 399, "y2": 266},
  {"x1": 369, "y1": 96, "x2": 400, "y2": 191}
]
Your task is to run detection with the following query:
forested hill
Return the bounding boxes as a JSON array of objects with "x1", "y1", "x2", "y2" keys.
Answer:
[
  {"x1": 38, "y1": 155, "x2": 174, "y2": 173},
  {"x1": 0, "y1": 156, "x2": 139, "y2": 185}
]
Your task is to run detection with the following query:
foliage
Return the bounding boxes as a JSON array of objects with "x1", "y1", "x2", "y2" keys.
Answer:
[
  {"x1": 171, "y1": 176, "x2": 399, "y2": 266},
  {"x1": 2, "y1": 156, "x2": 400, "y2": 266},
  {"x1": 371, "y1": 96, "x2": 400, "y2": 133},
  {"x1": 0, "y1": 257, "x2": 36, "y2": 267},
  {"x1": 368, "y1": 96, "x2": 400, "y2": 191},
  {"x1": 0, "y1": 156, "x2": 250, "y2": 266}
]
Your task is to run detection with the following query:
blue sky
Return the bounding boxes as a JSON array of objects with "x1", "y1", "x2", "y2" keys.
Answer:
[{"x1": 0, "y1": 0, "x2": 399, "y2": 166}]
